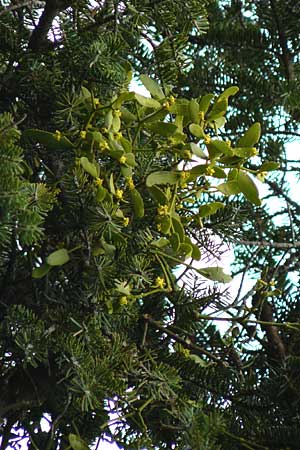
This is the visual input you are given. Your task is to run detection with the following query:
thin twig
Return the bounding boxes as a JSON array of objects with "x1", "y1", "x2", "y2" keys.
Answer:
[
  {"x1": 238, "y1": 240, "x2": 300, "y2": 249},
  {"x1": 143, "y1": 314, "x2": 225, "y2": 365},
  {"x1": 234, "y1": 246, "x2": 261, "y2": 306}
]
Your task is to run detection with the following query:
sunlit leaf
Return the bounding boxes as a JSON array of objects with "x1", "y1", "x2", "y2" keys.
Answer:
[
  {"x1": 80, "y1": 157, "x2": 98, "y2": 178},
  {"x1": 237, "y1": 123, "x2": 261, "y2": 147},
  {"x1": 146, "y1": 171, "x2": 179, "y2": 187},
  {"x1": 134, "y1": 93, "x2": 161, "y2": 109},
  {"x1": 32, "y1": 263, "x2": 51, "y2": 279},
  {"x1": 189, "y1": 123, "x2": 205, "y2": 139},
  {"x1": 237, "y1": 170, "x2": 261, "y2": 206},
  {"x1": 130, "y1": 188, "x2": 144, "y2": 218},
  {"x1": 140, "y1": 74, "x2": 164, "y2": 99},
  {"x1": 259, "y1": 161, "x2": 280, "y2": 172},
  {"x1": 198, "y1": 202, "x2": 225, "y2": 217},
  {"x1": 198, "y1": 267, "x2": 232, "y2": 283},
  {"x1": 69, "y1": 433, "x2": 90, "y2": 450},
  {"x1": 46, "y1": 249, "x2": 70, "y2": 267}
]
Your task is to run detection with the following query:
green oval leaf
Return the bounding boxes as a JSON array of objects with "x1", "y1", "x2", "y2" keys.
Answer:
[
  {"x1": 121, "y1": 165, "x2": 133, "y2": 178},
  {"x1": 96, "y1": 185, "x2": 108, "y2": 203},
  {"x1": 69, "y1": 433, "x2": 90, "y2": 450},
  {"x1": 130, "y1": 188, "x2": 145, "y2": 218},
  {"x1": 207, "y1": 140, "x2": 233, "y2": 159},
  {"x1": 171, "y1": 217, "x2": 185, "y2": 241},
  {"x1": 259, "y1": 161, "x2": 280, "y2": 172},
  {"x1": 237, "y1": 170, "x2": 261, "y2": 206},
  {"x1": 152, "y1": 237, "x2": 170, "y2": 248},
  {"x1": 112, "y1": 115, "x2": 121, "y2": 132},
  {"x1": 105, "y1": 110, "x2": 113, "y2": 129},
  {"x1": 189, "y1": 99, "x2": 200, "y2": 123},
  {"x1": 191, "y1": 243, "x2": 201, "y2": 261},
  {"x1": 146, "y1": 171, "x2": 179, "y2": 187},
  {"x1": 32, "y1": 263, "x2": 51, "y2": 279},
  {"x1": 23, "y1": 129, "x2": 74, "y2": 151},
  {"x1": 100, "y1": 238, "x2": 115, "y2": 256},
  {"x1": 124, "y1": 152, "x2": 136, "y2": 167},
  {"x1": 134, "y1": 93, "x2": 161, "y2": 109},
  {"x1": 147, "y1": 122, "x2": 178, "y2": 136},
  {"x1": 198, "y1": 267, "x2": 232, "y2": 283},
  {"x1": 80, "y1": 157, "x2": 98, "y2": 178},
  {"x1": 237, "y1": 123, "x2": 261, "y2": 147},
  {"x1": 46, "y1": 249, "x2": 70, "y2": 267},
  {"x1": 113, "y1": 92, "x2": 135, "y2": 108},
  {"x1": 218, "y1": 86, "x2": 239, "y2": 101},
  {"x1": 211, "y1": 117, "x2": 226, "y2": 129},
  {"x1": 207, "y1": 98, "x2": 228, "y2": 121},
  {"x1": 169, "y1": 98, "x2": 190, "y2": 117},
  {"x1": 189, "y1": 143, "x2": 207, "y2": 158},
  {"x1": 213, "y1": 167, "x2": 227, "y2": 178},
  {"x1": 217, "y1": 181, "x2": 241, "y2": 196},
  {"x1": 140, "y1": 75, "x2": 164, "y2": 99},
  {"x1": 189, "y1": 123, "x2": 205, "y2": 139},
  {"x1": 232, "y1": 147, "x2": 257, "y2": 158},
  {"x1": 198, "y1": 94, "x2": 214, "y2": 114},
  {"x1": 178, "y1": 243, "x2": 193, "y2": 258},
  {"x1": 170, "y1": 233, "x2": 180, "y2": 252},
  {"x1": 160, "y1": 216, "x2": 172, "y2": 234},
  {"x1": 120, "y1": 137, "x2": 132, "y2": 152},
  {"x1": 120, "y1": 106, "x2": 136, "y2": 122},
  {"x1": 148, "y1": 186, "x2": 169, "y2": 205},
  {"x1": 189, "y1": 164, "x2": 206, "y2": 176},
  {"x1": 198, "y1": 202, "x2": 225, "y2": 217}
]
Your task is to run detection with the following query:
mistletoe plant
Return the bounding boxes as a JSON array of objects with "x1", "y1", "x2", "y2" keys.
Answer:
[
  {"x1": 1, "y1": 76, "x2": 278, "y2": 449},
  {"x1": 27, "y1": 76, "x2": 276, "y2": 291}
]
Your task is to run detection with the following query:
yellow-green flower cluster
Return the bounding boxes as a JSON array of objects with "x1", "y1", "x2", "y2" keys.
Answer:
[
  {"x1": 206, "y1": 166, "x2": 215, "y2": 176},
  {"x1": 115, "y1": 189, "x2": 124, "y2": 200},
  {"x1": 119, "y1": 296, "x2": 128, "y2": 306},
  {"x1": 204, "y1": 135, "x2": 211, "y2": 145},
  {"x1": 126, "y1": 177, "x2": 135, "y2": 190},
  {"x1": 119, "y1": 155, "x2": 127, "y2": 165},
  {"x1": 94, "y1": 177, "x2": 103, "y2": 187},
  {"x1": 157, "y1": 204, "x2": 168, "y2": 216},
  {"x1": 114, "y1": 132, "x2": 122, "y2": 140},
  {"x1": 155, "y1": 276, "x2": 165, "y2": 289},
  {"x1": 55, "y1": 130, "x2": 62, "y2": 141},
  {"x1": 123, "y1": 217, "x2": 130, "y2": 227},
  {"x1": 99, "y1": 141, "x2": 109, "y2": 151},
  {"x1": 181, "y1": 348, "x2": 191, "y2": 358},
  {"x1": 113, "y1": 109, "x2": 122, "y2": 118}
]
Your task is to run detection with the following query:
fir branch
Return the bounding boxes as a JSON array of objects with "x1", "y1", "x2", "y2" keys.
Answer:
[
  {"x1": 0, "y1": 1, "x2": 45, "y2": 16},
  {"x1": 237, "y1": 240, "x2": 300, "y2": 249},
  {"x1": 269, "y1": 0, "x2": 295, "y2": 82},
  {"x1": 252, "y1": 291, "x2": 287, "y2": 361},
  {"x1": 28, "y1": 0, "x2": 71, "y2": 51},
  {"x1": 143, "y1": 314, "x2": 225, "y2": 365}
]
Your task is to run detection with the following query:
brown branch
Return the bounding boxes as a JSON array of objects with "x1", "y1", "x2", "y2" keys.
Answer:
[
  {"x1": 237, "y1": 240, "x2": 300, "y2": 249},
  {"x1": 28, "y1": 0, "x2": 71, "y2": 51},
  {"x1": 252, "y1": 291, "x2": 286, "y2": 361},
  {"x1": 269, "y1": 0, "x2": 294, "y2": 82},
  {"x1": 143, "y1": 314, "x2": 225, "y2": 365}
]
